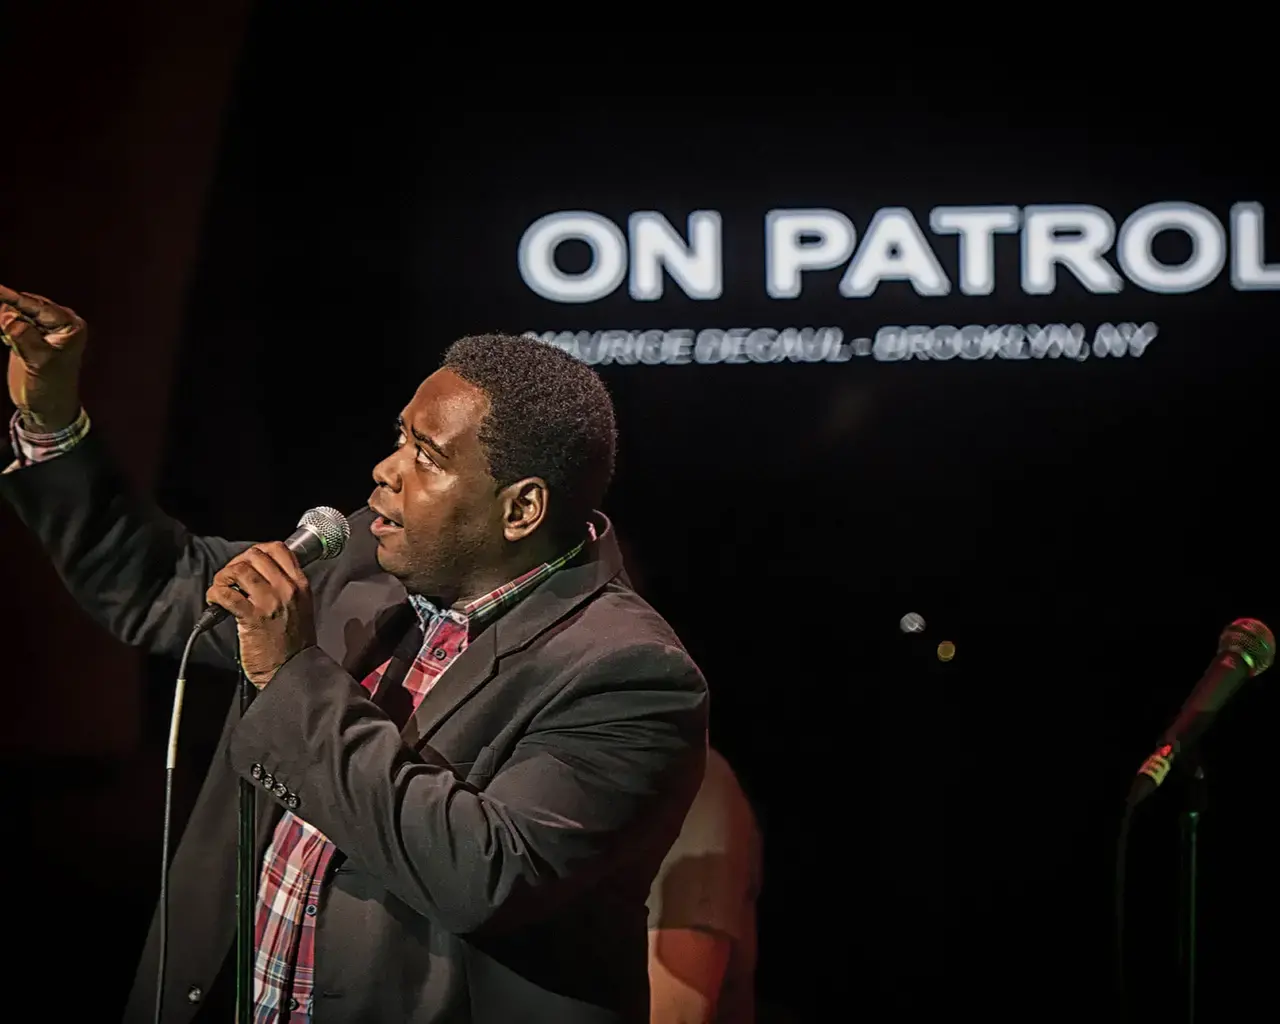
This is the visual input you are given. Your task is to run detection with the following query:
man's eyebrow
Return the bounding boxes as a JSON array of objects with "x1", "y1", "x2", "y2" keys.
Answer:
[{"x1": 396, "y1": 415, "x2": 450, "y2": 459}]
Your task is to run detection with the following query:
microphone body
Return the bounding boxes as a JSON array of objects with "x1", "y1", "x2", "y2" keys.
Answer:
[
  {"x1": 1128, "y1": 618, "x2": 1274, "y2": 807},
  {"x1": 192, "y1": 506, "x2": 351, "y2": 635}
]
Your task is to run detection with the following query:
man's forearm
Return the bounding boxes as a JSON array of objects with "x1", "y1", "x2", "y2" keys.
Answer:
[
  {"x1": 227, "y1": 644, "x2": 708, "y2": 937},
  {"x1": 0, "y1": 422, "x2": 250, "y2": 666}
]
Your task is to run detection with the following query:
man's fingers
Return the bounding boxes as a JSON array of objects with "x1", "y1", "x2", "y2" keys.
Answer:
[
  {"x1": 1, "y1": 290, "x2": 85, "y2": 366},
  {"x1": 0, "y1": 309, "x2": 46, "y2": 361},
  {"x1": 0, "y1": 285, "x2": 50, "y2": 321},
  {"x1": 1, "y1": 305, "x2": 39, "y2": 329},
  {"x1": 205, "y1": 582, "x2": 255, "y2": 621},
  {"x1": 239, "y1": 546, "x2": 302, "y2": 597},
  {"x1": 0, "y1": 285, "x2": 29, "y2": 310},
  {"x1": 24, "y1": 293, "x2": 83, "y2": 335},
  {"x1": 0, "y1": 286, "x2": 75, "y2": 330},
  {"x1": 215, "y1": 559, "x2": 274, "y2": 608},
  {"x1": 255, "y1": 541, "x2": 309, "y2": 589},
  {"x1": 209, "y1": 545, "x2": 308, "y2": 623}
]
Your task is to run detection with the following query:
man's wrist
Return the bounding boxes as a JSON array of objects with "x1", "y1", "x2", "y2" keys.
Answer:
[
  {"x1": 8, "y1": 406, "x2": 91, "y2": 470},
  {"x1": 18, "y1": 405, "x2": 80, "y2": 434}
]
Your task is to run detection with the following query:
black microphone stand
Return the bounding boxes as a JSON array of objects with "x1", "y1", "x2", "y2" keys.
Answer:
[
  {"x1": 235, "y1": 660, "x2": 256, "y2": 1024},
  {"x1": 1175, "y1": 751, "x2": 1207, "y2": 1024}
]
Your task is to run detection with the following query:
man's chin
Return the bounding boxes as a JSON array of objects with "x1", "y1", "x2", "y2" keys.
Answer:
[{"x1": 373, "y1": 543, "x2": 402, "y2": 576}]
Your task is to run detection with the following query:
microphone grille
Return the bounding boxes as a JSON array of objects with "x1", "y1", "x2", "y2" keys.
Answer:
[
  {"x1": 1218, "y1": 618, "x2": 1275, "y2": 677},
  {"x1": 298, "y1": 506, "x2": 351, "y2": 560}
]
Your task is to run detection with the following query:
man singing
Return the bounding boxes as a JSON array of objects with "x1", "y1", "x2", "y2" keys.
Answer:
[{"x1": 0, "y1": 283, "x2": 708, "y2": 1023}]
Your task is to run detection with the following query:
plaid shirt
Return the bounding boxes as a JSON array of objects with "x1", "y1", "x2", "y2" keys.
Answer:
[
  {"x1": 251, "y1": 546, "x2": 584, "y2": 1022},
  {"x1": 5, "y1": 408, "x2": 92, "y2": 472},
  {"x1": 8, "y1": 410, "x2": 588, "y2": 1022}
]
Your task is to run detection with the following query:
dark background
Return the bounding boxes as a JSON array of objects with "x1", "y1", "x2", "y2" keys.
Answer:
[{"x1": 5, "y1": 7, "x2": 1277, "y2": 1022}]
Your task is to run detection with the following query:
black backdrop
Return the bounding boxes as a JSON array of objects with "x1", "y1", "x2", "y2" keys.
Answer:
[{"x1": 146, "y1": 13, "x2": 1279, "y2": 1021}]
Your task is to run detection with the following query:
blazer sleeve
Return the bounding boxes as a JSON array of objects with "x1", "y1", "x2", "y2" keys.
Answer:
[
  {"x1": 225, "y1": 640, "x2": 709, "y2": 935},
  {"x1": 0, "y1": 432, "x2": 250, "y2": 667}
]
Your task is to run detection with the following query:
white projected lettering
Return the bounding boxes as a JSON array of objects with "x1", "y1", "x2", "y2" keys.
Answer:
[
  {"x1": 765, "y1": 210, "x2": 856, "y2": 299},
  {"x1": 1117, "y1": 203, "x2": 1225, "y2": 294},
  {"x1": 517, "y1": 203, "x2": 1277, "y2": 302},
  {"x1": 526, "y1": 327, "x2": 851, "y2": 365},
  {"x1": 523, "y1": 322, "x2": 1159, "y2": 365},
  {"x1": 840, "y1": 208, "x2": 950, "y2": 297},
  {"x1": 518, "y1": 212, "x2": 627, "y2": 303},
  {"x1": 628, "y1": 212, "x2": 723, "y2": 301},
  {"x1": 929, "y1": 207, "x2": 1020, "y2": 295},
  {"x1": 1229, "y1": 202, "x2": 1280, "y2": 289},
  {"x1": 1021, "y1": 206, "x2": 1123, "y2": 295}
]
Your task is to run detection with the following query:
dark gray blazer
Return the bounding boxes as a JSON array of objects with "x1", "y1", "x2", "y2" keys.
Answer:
[{"x1": 0, "y1": 433, "x2": 708, "y2": 1023}]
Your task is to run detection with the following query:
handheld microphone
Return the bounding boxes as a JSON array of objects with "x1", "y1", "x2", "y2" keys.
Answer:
[
  {"x1": 192, "y1": 506, "x2": 351, "y2": 634},
  {"x1": 1127, "y1": 617, "x2": 1275, "y2": 807}
]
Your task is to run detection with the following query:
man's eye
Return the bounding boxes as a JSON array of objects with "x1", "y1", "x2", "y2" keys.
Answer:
[{"x1": 394, "y1": 428, "x2": 434, "y2": 468}]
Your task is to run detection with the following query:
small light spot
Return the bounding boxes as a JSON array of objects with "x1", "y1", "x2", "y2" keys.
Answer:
[{"x1": 937, "y1": 641, "x2": 956, "y2": 662}]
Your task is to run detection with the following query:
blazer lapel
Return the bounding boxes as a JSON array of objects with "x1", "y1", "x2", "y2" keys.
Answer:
[
  {"x1": 401, "y1": 625, "x2": 497, "y2": 749},
  {"x1": 402, "y1": 512, "x2": 625, "y2": 749}
]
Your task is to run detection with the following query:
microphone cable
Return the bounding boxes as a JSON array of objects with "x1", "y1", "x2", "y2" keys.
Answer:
[{"x1": 155, "y1": 625, "x2": 202, "y2": 1024}]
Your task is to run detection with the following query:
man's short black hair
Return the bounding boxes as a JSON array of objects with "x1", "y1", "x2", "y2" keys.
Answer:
[{"x1": 442, "y1": 333, "x2": 617, "y2": 530}]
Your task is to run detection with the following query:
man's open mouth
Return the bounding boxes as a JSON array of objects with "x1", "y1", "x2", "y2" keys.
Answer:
[{"x1": 370, "y1": 508, "x2": 403, "y2": 531}]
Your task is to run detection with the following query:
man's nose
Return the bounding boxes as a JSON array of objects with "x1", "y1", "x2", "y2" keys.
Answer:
[{"x1": 372, "y1": 451, "x2": 400, "y2": 491}]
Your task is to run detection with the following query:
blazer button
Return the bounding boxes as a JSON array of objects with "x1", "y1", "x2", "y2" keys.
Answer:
[
  {"x1": 187, "y1": 985, "x2": 202, "y2": 1004},
  {"x1": 250, "y1": 764, "x2": 263, "y2": 780},
  {"x1": 262, "y1": 774, "x2": 275, "y2": 789},
  {"x1": 286, "y1": 794, "x2": 300, "y2": 809},
  {"x1": 274, "y1": 782, "x2": 288, "y2": 798}
]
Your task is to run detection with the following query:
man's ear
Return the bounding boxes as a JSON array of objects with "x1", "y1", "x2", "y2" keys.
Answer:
[{"x1": 499, "y1": 477, "x2": 549, "y2": 541}]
